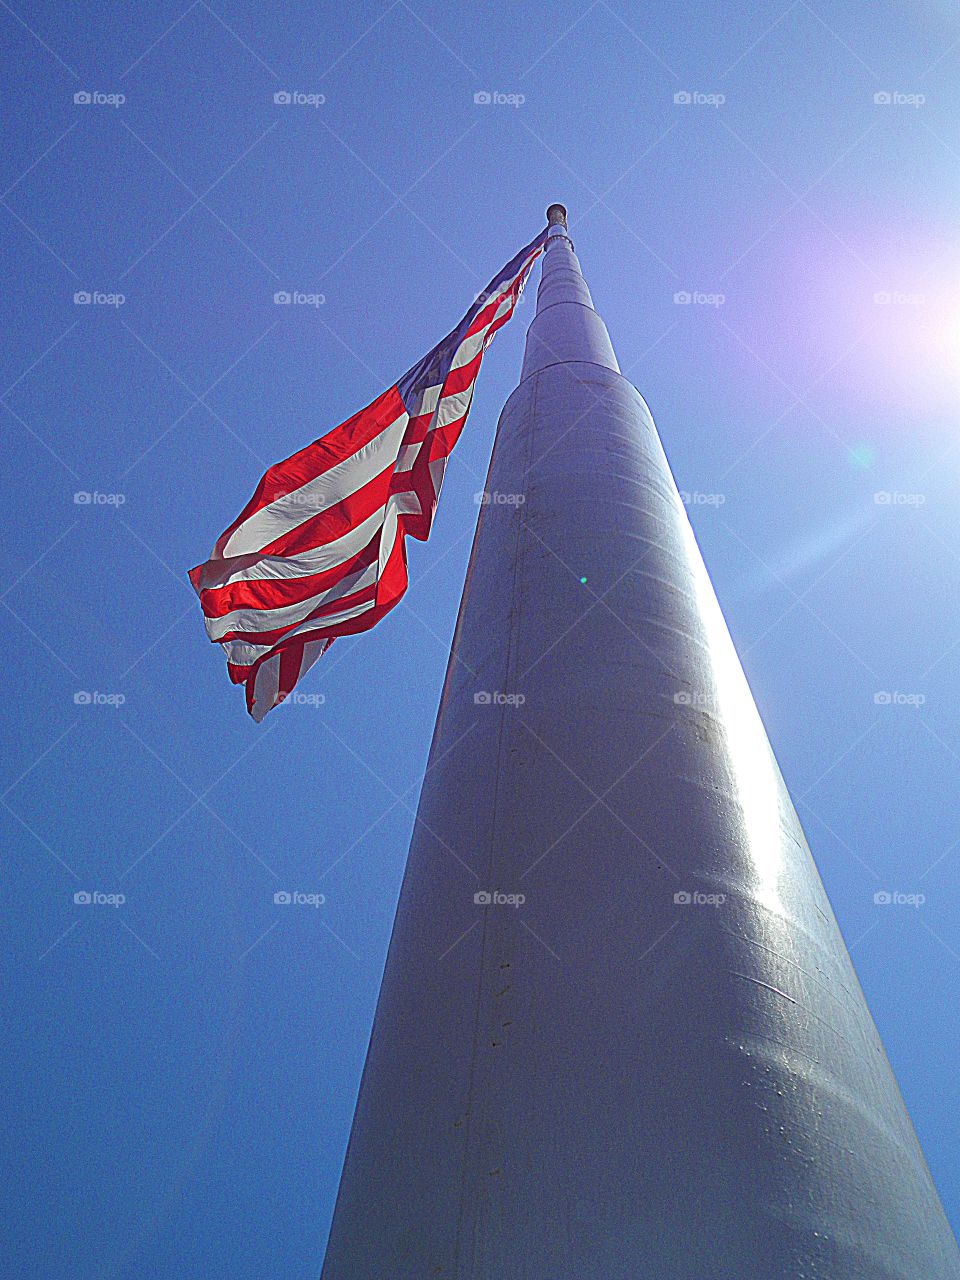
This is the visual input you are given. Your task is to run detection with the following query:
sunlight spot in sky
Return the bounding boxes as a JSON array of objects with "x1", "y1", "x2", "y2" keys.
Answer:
[
  {"x1": 847, "y1": 443, "x2": 876, "y2": 469},
  {"x1": 734, "y1": 506, "x2": 875, "y2": 603}
]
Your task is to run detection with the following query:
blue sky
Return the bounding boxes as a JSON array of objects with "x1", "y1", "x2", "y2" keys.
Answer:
[{"x1": 2, "y1": 1, "x2": 959, "y2": 1275}]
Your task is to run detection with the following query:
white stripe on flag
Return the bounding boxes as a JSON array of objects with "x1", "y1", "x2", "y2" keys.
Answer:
[
  {"x1": 204, "y1": 506, "x2": 389, "y2": 593},
  {"x1": 249, "y1": 653, "x2": 281, "y2": 721},
  {"x1": 222, "y1": 410, "x2": 409, "y2": 558},
  {"x1": 226, "y1": 597, "x2": 379, "y2": 669},
  {"x1": 204, "y1": 559, "x2": 379, "y2": 642}
]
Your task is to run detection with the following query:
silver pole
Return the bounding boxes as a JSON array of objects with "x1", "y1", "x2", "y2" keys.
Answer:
[{"x1": 321, "y1": 206, "x2": 960, "y2": 1279}]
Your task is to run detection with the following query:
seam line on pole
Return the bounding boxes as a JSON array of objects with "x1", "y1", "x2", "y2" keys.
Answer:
[
  {"x1": 519, "y1": 357, "x2": 620, "y2": 386},
  {"x1": 531, "y1": 298, "x2": 598, "y2": 321}
]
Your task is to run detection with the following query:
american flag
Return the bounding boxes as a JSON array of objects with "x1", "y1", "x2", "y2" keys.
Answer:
[{"x1": 190, "y1": 227, "x2": 548, "y2": 720}]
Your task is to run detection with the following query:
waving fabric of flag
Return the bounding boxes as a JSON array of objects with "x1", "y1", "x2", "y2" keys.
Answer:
[{"x1": 190, "y1": 227, "x2": 548, "y2": 721}]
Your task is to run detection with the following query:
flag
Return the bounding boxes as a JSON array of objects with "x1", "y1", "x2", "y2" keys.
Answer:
[{"x1": 190, "y1": 227, "x2": 549, "y2": 720}]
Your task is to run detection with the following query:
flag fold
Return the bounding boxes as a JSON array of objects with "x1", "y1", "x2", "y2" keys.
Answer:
[{"x1": 190, "y1": 227, "x2": 548, "y2": 720}]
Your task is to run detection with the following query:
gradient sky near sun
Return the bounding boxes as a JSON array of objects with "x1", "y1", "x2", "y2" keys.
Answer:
[{"x1": 1, "y1": 2, "x2": 959, "y2": 1276}]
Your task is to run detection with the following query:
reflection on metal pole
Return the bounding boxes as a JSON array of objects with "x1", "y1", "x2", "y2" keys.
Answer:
[{"x1": 321, "y1": 206, "x2": 960, "y2": 1279}]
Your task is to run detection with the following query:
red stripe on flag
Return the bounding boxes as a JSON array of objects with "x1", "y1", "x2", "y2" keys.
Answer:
[
  {"x1": 443, "y1": 350, "x2": 483, "y2": 398},
  {"x1": 193, "y1": 232, "x2": 548, "y2": 719},
  {"x1": 197, "y1": 540, "x2": 379, "y2": 620},
  {"x1": 277, "y1": 645, "x2": 302, "y2": 703},
  {"x1": 211, "y1": 385, "x2": 407, "y2": 558},
  {"x1": 216, "y1": 580, "x2": 380, "y2": 648}
]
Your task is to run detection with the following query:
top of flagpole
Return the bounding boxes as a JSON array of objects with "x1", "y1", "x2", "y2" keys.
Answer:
[
  {"x1": 544, "y1": 202, "x2": 573, "y2": 254},
  {"x1": 520, "y1": 202, "x2": 619, "y2": 378}
]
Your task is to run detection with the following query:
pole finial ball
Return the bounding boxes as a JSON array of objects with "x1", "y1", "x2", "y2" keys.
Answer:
[{"x1": 546, "y1": 204, "x2": 568, "y2": 228}]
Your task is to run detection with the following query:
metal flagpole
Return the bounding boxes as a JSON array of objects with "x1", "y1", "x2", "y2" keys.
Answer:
[{"x1": 321, "y1": 205, "x2": 960, "y2": 1278}]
